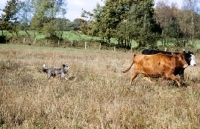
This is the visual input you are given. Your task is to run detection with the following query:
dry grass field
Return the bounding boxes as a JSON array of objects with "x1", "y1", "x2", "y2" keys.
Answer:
[{"x1": 0, "y1": 44, "x2": 200, "y2": 128}]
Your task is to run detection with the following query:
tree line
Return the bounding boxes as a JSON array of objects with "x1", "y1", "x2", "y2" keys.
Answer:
[
  {"x1": 82, "y1": 0, "x2": 200, "y2": 49},
  {"x1": 0, "y1": 0, "x2": 200, "y2": 49},
  {"x1": 0, "y1": 0, "x2": 83, "y2": 42}
]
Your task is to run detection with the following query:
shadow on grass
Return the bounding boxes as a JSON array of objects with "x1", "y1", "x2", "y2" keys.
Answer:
[{"x1": 68, "y1": 76, "x2": 75, "y2": 81}]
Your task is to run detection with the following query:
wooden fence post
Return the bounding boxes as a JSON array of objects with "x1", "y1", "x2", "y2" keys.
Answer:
[
  {"x1": 99, "y1": 43, "x2": 101, "y2": 50},
  {"x1": 46, "y1": 40, "x2": 48, "y2": 45},
  {"x1": 23, "y1": 38, "x2": 26, "y2": 44},
  {"x1": 58, "y1": 40, "x2": 60, "y2": 47},
  {"x1": 85, "y1": 42, "x2": 87, "y2": 49},
  {"x1": 33, "y1": 38, "x2": 36, "y2": 44}
]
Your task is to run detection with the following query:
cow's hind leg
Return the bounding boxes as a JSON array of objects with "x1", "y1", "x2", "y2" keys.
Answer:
[{"x1": 130, "y1": 71, "x2": 138, "y2": 85}]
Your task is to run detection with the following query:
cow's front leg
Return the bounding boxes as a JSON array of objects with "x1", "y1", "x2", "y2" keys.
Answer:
[{"x1": 166, "y1": 74, "x2": 181, "y2": 87}]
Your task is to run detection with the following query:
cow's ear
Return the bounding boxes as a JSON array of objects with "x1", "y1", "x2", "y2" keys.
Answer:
[
  {"x1": 177, "y1": 55, "x2": 182, "y2": 60},
  {"x1": 180, "y1": 54, "x2": 185, "y2": 60},
  {"x1": 176, "y1": 53, "x2": 182, "y2": 60}
]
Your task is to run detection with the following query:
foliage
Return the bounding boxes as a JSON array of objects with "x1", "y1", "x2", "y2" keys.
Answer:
[
  {"x1": 0, "y1": 0, "x2": 20, "y2": 37},
  {"x1": 155, "y1": 0, "x2": 200, "y2": 47},
  {"x1": 82, "y1": 0, "x2": 159, "y2": 49},
  {"x1": 30, "y1": 0, "x2": 67, "y2": 41},
  {"x1": 128, "y1": 0, "x2": 159, "y2": 48},
  {"x1": 71, "y1": 18, "x2": 86, "y2": 31},
  {"x1": 16, "y1": 0, "x2": 33, "y2": 36},
  {"x1": 182, "y1": 0, "x2": 200, "y2": 45},
  {"x1": 178, "y1": 9, "x2": 200, "y2": 45},
  {"x1": 155, "y1": 2, "x2": 179, "y2": 46}
]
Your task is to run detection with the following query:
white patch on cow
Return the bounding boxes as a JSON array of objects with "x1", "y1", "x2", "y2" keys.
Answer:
[{"x1": 190, "y1": 54, "x2": 196, "y2": 66}]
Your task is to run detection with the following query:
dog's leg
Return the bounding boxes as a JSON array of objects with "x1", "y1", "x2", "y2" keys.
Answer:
[
  {"x1": 61, "y1": 73, "x2": 68, "y2": 80},
  {"x1": 46, "y1": 74, "x2": 49, "y2": 78},
  {"x1": 47, "y1": 71, "x2": 53, "y2": 79}
]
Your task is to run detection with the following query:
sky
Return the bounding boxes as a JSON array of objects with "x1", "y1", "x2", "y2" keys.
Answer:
[{"x1": 0, "y1": 0, "x2": 183, "y2": 21}]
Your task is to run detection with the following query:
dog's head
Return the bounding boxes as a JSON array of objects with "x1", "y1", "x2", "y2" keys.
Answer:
[{"x1": 63, "y1": 64, "x2": 70, "y2": 73}]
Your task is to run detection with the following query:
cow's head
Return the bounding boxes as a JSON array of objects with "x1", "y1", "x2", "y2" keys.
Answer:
[
  {"x1": 174, "y1": 52, "x2": 188, "y2": 68},
  {"x1": 183, "y1": 51, "x2": 196, "y2": 66}
]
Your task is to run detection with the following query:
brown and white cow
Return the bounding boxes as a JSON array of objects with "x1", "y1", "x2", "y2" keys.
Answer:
[
  {"x1": 122, "y1": 52, "x2": 188, "y2": 87},
  {"x1": 141, "y1": 49, "x2": 196, "y2": 79}
]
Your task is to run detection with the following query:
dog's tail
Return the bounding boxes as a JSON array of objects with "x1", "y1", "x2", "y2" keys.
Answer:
[
  {"x1": 122, "y1": 53, "x2": 136, "y2": 73},
  {"x1": 42, "y1": 64, "x2": 48, "y2": 73}
]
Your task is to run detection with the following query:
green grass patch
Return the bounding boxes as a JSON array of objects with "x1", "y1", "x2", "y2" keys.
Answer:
[
  {"x1": 7, "y1": 30, "x2": 101, "y2": 41},
  {"x1": 3, "y1": 30, "x2": 200, "y2": 50}
]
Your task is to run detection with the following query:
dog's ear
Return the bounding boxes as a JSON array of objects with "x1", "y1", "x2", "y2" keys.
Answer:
[{"x1": 62, "y1": 64, "x2": 65, "y2": 67}]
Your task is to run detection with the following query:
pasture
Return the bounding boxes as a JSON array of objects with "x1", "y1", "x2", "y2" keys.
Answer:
[
  {"x1": 0, "y1": 44, "x2": 200, "y2": 128},
  {"x1": 7, "y1": 31, "x2": 101, "y2": 42}
]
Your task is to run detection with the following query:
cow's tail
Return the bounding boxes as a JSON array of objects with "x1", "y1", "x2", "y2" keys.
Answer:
[
  {"x1": 122, "y1": 53, "x2": 136, "y2": 73},
  {"x1": 42, "y1": 64, "x2": 48, "y2": 73}
]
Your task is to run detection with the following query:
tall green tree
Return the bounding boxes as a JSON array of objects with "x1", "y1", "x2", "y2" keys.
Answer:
[
  {"x1": 17, "y1": 0, "x2": 33, "y2": 36},
  {"x1": 82, "y1": 0, "x2": 134, "y2": 47},
  {"x1": 92, "y1": 0, "x2": 120, "y2": 42},
  {"x1": 181, "y1": 0, "x2": 200, "y2": 45},
  {"x1": 0, "y1": 0, "x2": 19, "y2": 36},
  {"x1": 82, "y1": 0, "x2": 158, "y2": 49},
  {"x1": 155, "y1": 2, "x2": 180, "y2": 46},
  {"x1": 128, "y1": 0, "x2": 159, "y2": 48},
  {"x1": 30, "y1": 0, "x2": 67, "y2": 41},
  {"x1": 113, "y1": 0, "x2": 136, "y2": 48}
]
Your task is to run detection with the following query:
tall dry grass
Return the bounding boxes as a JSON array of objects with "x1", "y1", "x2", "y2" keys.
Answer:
[{"x1": 0, "y1": 44, "x2": 200, "y2": 128}]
